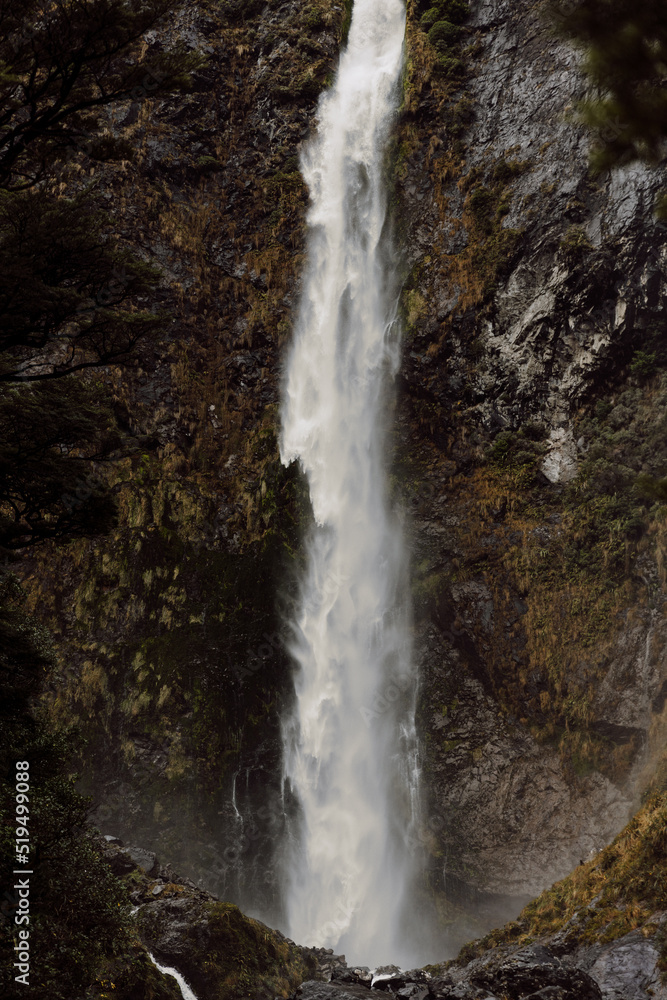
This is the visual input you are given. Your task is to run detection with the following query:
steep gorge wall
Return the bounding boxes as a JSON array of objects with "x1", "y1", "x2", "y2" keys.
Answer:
[
  {"x1": 394, "y1": 0, "x2": 667, "y2": 939},
  {"x1": 22, "y1": 0, "x2": 350, "y2": 925},
  {"x1": 17, "y1": 0, "x2": 667, "y2": 947}
]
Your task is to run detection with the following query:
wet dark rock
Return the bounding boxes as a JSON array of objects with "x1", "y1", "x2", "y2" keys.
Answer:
[
  {"x1": 97, "y1": 830, "x2": 667, "y2": 1000},
  {"x1": 124, "y1": 846, "x2": 160, "y2": 876},
  {"x1": 402, "y1": 0, "x2": 667, "y2": 916},
  {"x1": 103, "y1": 834, "x2": 124, "y2": 845},
  {"x1": 103, "y1": 846, "x2": 137, "y2": 876},
  {"x1": 470, "y1": 945, "x2": 602, "y2": 999},
  {"x1": 331, "y1": 966, "x2": 373, "y2": 987},
  {"x1": 331, "y1": 945, "x2": 606, "y2": 1000},
  {"x1": 372, "y1": 973, "x2": 415, "y2": 993},
  {"x1": 140, "y1": 895, "x2": 208, "y2": 959},
  {"x1": 294, "y1": 983, "x2": 375, "y2": 1000},
  {"x1": 580, "y1": 927, "x2": 666, "y2": 999}
]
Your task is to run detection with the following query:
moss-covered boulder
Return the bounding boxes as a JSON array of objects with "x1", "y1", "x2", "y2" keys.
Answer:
[
  {"x1": 138, "y1": 898, "x2": 318, "y2": 1000},
  {"x1": 94, "y1": 947, "x2": 183, "y2": 1000}
]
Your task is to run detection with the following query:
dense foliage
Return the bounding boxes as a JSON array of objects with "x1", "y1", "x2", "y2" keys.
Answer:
[
  {"x1": 0, "y1": 0, "x2": 198, "y2": 189},
  {"x1": 0, "y1": 378, "x2": 121, "y2": 549},
  {"x1": 548, "y1": 0, "x2": 667, "y2": 211},
  {"x1": 0, "y1": 0, "x2": 200, "y2": 550},
  {"x1": 0, "y1": 576, "x2": 133, "y2": 1000},
  {"x1": 0, "y1": 2, "x2": 199, "y2": 996},
  {"x1": 0, "y1": 191, "x2": 163, "y2": 383},
  {"x1": 413, "y1": 0, "x2": 470, "y2": 77}
]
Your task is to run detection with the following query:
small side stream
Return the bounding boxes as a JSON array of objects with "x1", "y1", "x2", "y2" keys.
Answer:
[{"x1": 148, "y1": 950, "x2": 200, "y2": 1000}]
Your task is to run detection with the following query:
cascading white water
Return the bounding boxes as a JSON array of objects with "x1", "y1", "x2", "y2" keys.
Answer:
[
  {"x1": 279, "y1": 0, "x2": 422, "y2": 968},
  {"x1": 148, "y1": 953, "x2": 200, "y2": 1000}
]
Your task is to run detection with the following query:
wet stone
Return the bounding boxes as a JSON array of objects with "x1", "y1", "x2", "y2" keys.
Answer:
[{"x1": 293, "y1": 982, "x2": 375, "y2": 1000}]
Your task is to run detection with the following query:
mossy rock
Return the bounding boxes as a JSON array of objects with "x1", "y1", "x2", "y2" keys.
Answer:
[
  {"x1": 450, "y1": 792, "x2": 667, "y2": 964},
  {"x1": 304, "y1": 4, "x2": 326, "y2": 32},
  {"x1": 435, "y1": 53, "x2": 465, "y2": 77},
  {"x1": 138, "y1": 899, "x2": 317, "y2": 999},
  {"x1": 98, "y1": 948, "x2": 183, "y2": 999}
]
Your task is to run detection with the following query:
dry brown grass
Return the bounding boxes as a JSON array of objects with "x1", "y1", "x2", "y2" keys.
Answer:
[{"x1": 445, "y1": 792, "x2": 667, "y2": 968}]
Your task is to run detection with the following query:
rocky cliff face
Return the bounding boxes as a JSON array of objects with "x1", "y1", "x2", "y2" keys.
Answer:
[
  {"x1": 18, "y1": 0, "x2": 667, "y2": 955},
  {"x1": 22, "y1": 0, "x2": 349, "y2": 926},
  {"x1": 103, "y1": 795, "x2": 667, "y2": 999},
  {"x1": 94, "y1": 836, "x2": 333, "y2": 999},
  {"x1": 393, "y1": 0, "x2": 667, "y2": 931}
]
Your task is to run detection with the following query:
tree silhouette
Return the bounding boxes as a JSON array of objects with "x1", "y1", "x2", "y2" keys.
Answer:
[{"x1": 548, "y1": 0, "x2": 667, "y2": 206}]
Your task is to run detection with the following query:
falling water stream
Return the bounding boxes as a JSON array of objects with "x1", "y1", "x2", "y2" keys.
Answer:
[
  {"x1": 148, "y1": 952, "x2": 200, "y2": 1000},
  {"x1": 279, "y1": 0, "x2": 422, "y2": 968}
]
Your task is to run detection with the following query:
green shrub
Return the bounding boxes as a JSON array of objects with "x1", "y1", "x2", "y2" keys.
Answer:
[
  {"x1": 488, "y1": 431, "x2": 513, "y2": 463},
  {"x1": 428, "y1": 19, "x2": 462, "y2": 50},
  {"x1": 420, "y1": 0, "x2": 470, "y2": 29},
  {"x1": 304, "y1": 5, "x2": 325, "y2": 31},
  {"x1": 486, "y1": 427, "x2": 547, "y2": 471},
  {"x1": 629, "y1": 349, "x2": 657, "y2": 377},
  {"x1": 635, "y1": 473, "x2": 667, "y2": 502},
  {"x1": 421, "y1": 8, "x2": 440, "y2": 30},
  {"x1": 491, "y1": 158, "x2": 530, "y2": 184},
  {"x1": 196, "y1": 155, "x2": 223, "y2": 173},
  {"x1": 436, "y1": 54, "x2": 465, "y2": 76},
  {"x1": 282, "y1": 155, "x2": 301, "y2": 174},
  {"x1": 559, "y1": 224, "x2": 594, "y2": 262},
  {"x1": 438, "y1": 0, "x2": 470, "y2": 23}
]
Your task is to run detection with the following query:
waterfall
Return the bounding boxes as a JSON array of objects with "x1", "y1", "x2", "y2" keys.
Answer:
[
  {"x1": 279, "y1": 0, "x2": 422, "y2": 968},
  {"x1": 148, "y1": 952, "x2": 200, "y2": 1000}
]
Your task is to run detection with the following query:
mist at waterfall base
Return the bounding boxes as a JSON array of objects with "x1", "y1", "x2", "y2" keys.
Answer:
[{"x1": 277, "y1": 0, "x2": 440, "y2": 969}]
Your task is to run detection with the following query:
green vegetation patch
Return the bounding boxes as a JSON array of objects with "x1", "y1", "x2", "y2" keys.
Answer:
[
  {"x1": 139, "y1": 901, "x2": 317, "y2": 999},
  {"x1": 559, "y1": 223, "x2": 594, "y2": 263},
  {"x1": 463, "y1": 175, "x2": 526, "y2": 296},
  {"x1": 447, "y1": 792, "x2": 667, "y2": 967},
  {"x1": 219, "y1": 0, "x2": 267, "y2": 24},
  {"x1": 419, "y1": 0, "x2": 470, "y2": 29},
  {"x1": 441, "y1": 362, "x2": 667, "y2": 780},
  {"x1": 0, "y1": 724, "x2": 135, "y2": 999},
  {"x1": 416, "y1": 0, "x2": 470, "y2": 77}
]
